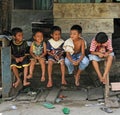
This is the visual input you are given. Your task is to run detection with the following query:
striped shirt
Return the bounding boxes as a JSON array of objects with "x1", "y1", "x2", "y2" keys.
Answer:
[{"x1": 90, "y1": 38, "x2": 113, "y2": 52}]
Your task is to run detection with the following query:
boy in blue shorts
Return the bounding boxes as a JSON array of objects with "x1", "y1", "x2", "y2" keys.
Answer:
[{"x1": 64, "y1": 25, "x2": 89, "y2": 86}]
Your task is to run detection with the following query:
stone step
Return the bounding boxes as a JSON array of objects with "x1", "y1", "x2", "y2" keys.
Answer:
[
  {"x1": 87, "y1": 86, "x2": 104, "y2": 101},
  {"x1": 36, "y1": 89, "x2": 49, "y2": 102},
  {"x1": 45, "y1": 88, "x2": 61, "y2": 104},
  {"x1": 60, "y1": 88, "x2": 87, "y2": 101}
]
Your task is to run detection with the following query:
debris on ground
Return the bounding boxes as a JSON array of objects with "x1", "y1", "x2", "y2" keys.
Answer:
[
  {"x1": 100, "y1": 106, "x2": 113, "y2": 113},
  {"x1": 55, "y1": 98, "x2": 62, "y2": 103},
  {"x1": 43, "y1": 102, "x2": 55, "y2": 109},
  {"x1": 85, "y1": 102, "x2": 104, "y2": 107},
  {"x1": 62, "y1": 107, "x2": 70, "y2": 114}
]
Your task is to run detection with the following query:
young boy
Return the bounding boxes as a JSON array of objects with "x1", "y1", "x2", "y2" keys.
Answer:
[
  {"x1": 47, "y1": 26, "x2": 67, "y2": 88},
  {"x1": 89, "y1": 32, "x2": 114, "y2": 84},
  {"x1": 63, "y1": 25, "x2": 89, "y2": 86},
  {"x1": 10, "y1": 27, "x2": 30, "y2": 88},
  {"x1": 27, "y1": 30, "x2": 47, "y2": 82}
]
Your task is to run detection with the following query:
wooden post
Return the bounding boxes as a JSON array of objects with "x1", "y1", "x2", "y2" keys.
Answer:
[
  {"x1": 1, "y1": 46, "x2": 12, "y2": 97},
  {"x1": 104, "y1": 61, "x2": 110, "y2": 105},
  {"x1": 105, "y1": 73, "x2": 109, "y2": 98},
  {"x1": 104, "y1": 60, "x2": 119, "y2": 107}
]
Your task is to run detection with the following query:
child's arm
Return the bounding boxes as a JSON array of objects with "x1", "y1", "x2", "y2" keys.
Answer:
[
  {"x1": 66, "y1": 52, "x2": 74, "y2": 63},
  {"x1": 77, "y1": 40, "x2": 85, "y2": 63},
  {"x1": 29, "y1": 43, "x2": 36, "y2": 59},
  {"x1": 39, "y1": 42, "x2": 47, "y2": 58},
  {"x1": 104, "y1": 39, "x2": 113, "y2": 57},
  {"x1": 47, "y1": 41, "x2": 55, "y2": 57},
  {"x1": 58, "y1": 51, "x2": 64, "y2": 58},
  {"x1": 11, "y1": 55, "x2": 21, "y2": 63},
  {"x1": 19, "y1": 41, "x2": 31, "y2": 61},
  {"x1": 91, "y1": 51, "x2": 104, "y2": 58},
  {"x1": 90, "y1": 39, "x2": 104, "y2": 58}
]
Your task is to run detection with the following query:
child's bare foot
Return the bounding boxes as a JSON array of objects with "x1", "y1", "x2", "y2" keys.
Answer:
[
  {"x1": 27, "y1": 74, "x2": 32, "y2": 79},
  {"x1": 75, "y1": 75, "x2": 80, "y2": 86},
  {"x1": 47, "y1": 81, "x2": 52, "y2": 88},
  {"x1": 23, "y1": 81, "x2": 30, "y2": 86},
  {"x1": 41, "y1": 76, "x2": 45, "y2": 82},
  {"x1": 13, "y1": 79, "x2": 21, "y2": 88},
  {"x1": 62, "y1": 79, "x2": 67, "y2": 85}
]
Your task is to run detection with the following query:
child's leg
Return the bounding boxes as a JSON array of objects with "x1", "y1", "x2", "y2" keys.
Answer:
[
  {"x1": 92, "y1": 60, "x2": 103, "y2": 82},
  {"x1": 23, "y1": 66, "x2": 30, "y2": 86},
  {"x1": 47, "y1": 60, "x2": 54, "y2": 87},
  {"x1": 103, "y1": 55, "x2": 113, "y2": 84},
  {"x1": 12, "y1": 66, "x2": 21, "y2": 88},
  {"x1": 74, "y1": 69, "x2": 82, "y2": 86},
  {"x1": 38, "y1": 58, "x2": 46, "y2": 82},
  {"x1": 75, "y1": 56, "x2": 89, "y2": 86},
  {"x1": 60, "y1": 60, "x2": 67, "y2": 85},
  {"x1": 27, "y1": 60, "x2": 36, "y2": 79},
  {"x1": 65, "y1": 57, "x2": 74, "y2": 74}
]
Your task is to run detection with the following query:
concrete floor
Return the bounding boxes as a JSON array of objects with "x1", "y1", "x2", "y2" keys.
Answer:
[{"x1": 0, "y1": 100, "x2": 120, "y2": 115}]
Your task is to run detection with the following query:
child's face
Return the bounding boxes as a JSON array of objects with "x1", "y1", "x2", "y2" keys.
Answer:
[
  {"x1": 34, "y1": 32, "x2": 43, "y2": 43},
  {"x1": 14, "y1": 32, "x2": 23, "y2": 42},
  {"x1": 70, "y1": 30, "x2": 80, "y2": 41},
  {"x1": 51, "y1": 30, "x2": 61, "y2": 41}
]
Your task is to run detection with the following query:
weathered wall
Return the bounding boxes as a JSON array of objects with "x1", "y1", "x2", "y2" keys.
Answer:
[
  {"x1": 53, "y1": 3, "x2": 120, "y2": 43},
  {"x1": 53, "y1": 3, "x2": 120, "y2": 78},
  {"x1": 12, "y1": 10, "x2": 53, "y2": 40}
]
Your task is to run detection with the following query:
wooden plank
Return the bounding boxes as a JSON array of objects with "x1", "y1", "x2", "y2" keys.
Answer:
[
  {"x1": 54, "y1": 19, "x2": 113, "y2": 33},
  {"x1": 1, "y1": 46, "x2": 12, "y2": 97},
  {"x1": 104, "y1": 61, "x2": 110, "y2": 106},
  {"x1": 111, "y1": 82, "x2": 120, "y2": 91},
  {"x1": 105, "y1": 73, "x2": 110, "y2": 99},
  {"x1": 45, "y1": 88, "x2": 60, "y2": 103},
  {"x1": 54, "y1": 3, "x2": 120, "y2": 19}
]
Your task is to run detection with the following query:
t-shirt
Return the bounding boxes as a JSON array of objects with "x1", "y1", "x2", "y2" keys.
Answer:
[
  {"x1": 90, "y1": 38, "x2": 113, "y2": 53},
  {"x1": 47, "y1": 38, "x2": 64, "y2": 56},
  {"x1": 10, "y1": 40, "x2": 29, "y2": 58},
  {"x1": 32, "y1": 41, "x2": 44, "y2": 56}
]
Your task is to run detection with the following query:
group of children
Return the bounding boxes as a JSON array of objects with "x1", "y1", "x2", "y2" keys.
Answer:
[{"x1": 10, "y1": 25, "x2": 114, "y2": 88}]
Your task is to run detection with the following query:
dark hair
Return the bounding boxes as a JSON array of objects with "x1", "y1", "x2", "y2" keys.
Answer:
[
  {"x1": 95, "y1": 32, "x2": 108, "y2": 43},
  {"x1": 11, "y1": 27, "x2": 22, "y2": 36},
  {"x1": 51, "y1": 26, "x2": 61, "y2": 34},
  {"x1": 70, "y1": 25, "x2": 82, "y2": 33},
  {"x1": 32, "y1": 29, "x2": 43, "y2": 36}
]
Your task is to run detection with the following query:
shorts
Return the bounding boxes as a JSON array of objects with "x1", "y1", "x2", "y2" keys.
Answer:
[{"x1": 88, "y1": 52, "x2": 114, "y2": 62}]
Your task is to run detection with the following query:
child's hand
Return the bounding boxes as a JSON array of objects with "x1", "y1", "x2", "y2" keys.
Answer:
[
  {"x1": 104, "y1": 52, "x2": 109, "y2": 58},
  {"x1": 15, "y1": 58, "x2": 20, "y2": 63},
  {"x1": 54, "y1": 55, "x2": 59, "y2": 61},
  {"x1": 35, "y1": 56, "x2": 39, "y2": 60},
  {"x1": 38, "y1": 56, "x2": 43, "y2": 60},
  {"x1": 19, "y1": 57, "x2": 24, "y2": 62},
  {"x1": 98, "y1": 53, "x2": 104, "y2": 58},
  {"x1": 72, "y1": 60, "x2": 79, "y2": 66}
]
